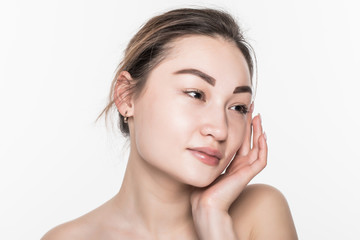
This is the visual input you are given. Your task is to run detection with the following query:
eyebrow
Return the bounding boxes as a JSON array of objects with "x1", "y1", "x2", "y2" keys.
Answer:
[
  {"x1": 174, "y1": 68, "x2": 216, "y2": 86},
  {"x1": 233, "y1": 86, "x2": 252, "y2": 94},
  {"x1": 173, "y1": 68, "x2": 252, "y2": 95}
]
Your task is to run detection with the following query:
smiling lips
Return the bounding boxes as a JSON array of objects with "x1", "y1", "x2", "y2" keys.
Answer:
[{"x1": 188, "y1": 147, "x2": 223, "y2": 166}]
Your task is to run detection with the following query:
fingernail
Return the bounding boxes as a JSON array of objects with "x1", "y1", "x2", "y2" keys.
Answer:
[
  {"x1": 258, "y1": 113, "x2": 262, "y2": 123},
  {"x1": 264, "y1": 132, "x2": 267, "y2": 141}
]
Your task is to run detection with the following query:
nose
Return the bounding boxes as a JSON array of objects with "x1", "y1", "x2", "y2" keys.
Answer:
[{"x1": 200, "y1": 107, "x2": 228, "y2": 141}]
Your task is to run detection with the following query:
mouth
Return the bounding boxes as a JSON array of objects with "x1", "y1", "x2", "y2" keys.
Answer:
[{"x1": 187, "y1": 147, "x2": 222, "y2": 166}]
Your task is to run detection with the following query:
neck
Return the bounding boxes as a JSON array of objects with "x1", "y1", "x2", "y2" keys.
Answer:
[{"x1": 112, "y1": 149, "x2": 197, "y2": 237}]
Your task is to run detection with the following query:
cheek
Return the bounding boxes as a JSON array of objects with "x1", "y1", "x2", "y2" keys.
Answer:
[
  {"x1": 225, "y1": 119, "x2": 247, "y2": 159},
  {"x1": 132, "y1": 90, "x2": 196, "y2": 163}
]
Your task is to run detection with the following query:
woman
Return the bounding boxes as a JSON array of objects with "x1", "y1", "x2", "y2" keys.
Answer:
[{"x1": 42, "y1": 8, "x2": 297, "y2": 239}]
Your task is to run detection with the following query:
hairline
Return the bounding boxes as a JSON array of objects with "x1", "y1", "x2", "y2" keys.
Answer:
[{"x1": 132, "y1": 34, "x2": 251, "y2": 100}]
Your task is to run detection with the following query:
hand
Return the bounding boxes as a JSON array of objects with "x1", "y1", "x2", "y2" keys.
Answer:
[{"x1": 191, "y1": 104, "x2": 268, "y2": 213}]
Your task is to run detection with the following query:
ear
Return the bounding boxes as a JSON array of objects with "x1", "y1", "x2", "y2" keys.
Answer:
[{"x1": 114, "y1": 71, "x2": 135, "y2": 118}]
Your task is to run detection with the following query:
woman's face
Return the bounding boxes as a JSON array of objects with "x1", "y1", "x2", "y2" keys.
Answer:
[{"x1": 129, "y1": 35, "x2": 252, "y2": 187}]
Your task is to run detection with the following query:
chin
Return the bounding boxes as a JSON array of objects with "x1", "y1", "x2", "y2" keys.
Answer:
[
  {"x1": 175, "y1": 165, "x2": 224, "y2": 188},
  {"x1": 190, "y1": 181, "x2": 213, "y2": 188},
  {"x1": 183, "y1": 174, "x2": 218, "y2": 188}
]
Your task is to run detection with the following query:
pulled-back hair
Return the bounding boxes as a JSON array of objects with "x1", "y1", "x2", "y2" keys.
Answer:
[{"x1": 99, "y1": 8, "x2": 256, "y2": 137}]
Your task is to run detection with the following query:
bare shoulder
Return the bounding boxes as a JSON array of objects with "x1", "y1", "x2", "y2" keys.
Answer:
[
  {"x1": 41, "y1": 202, "x2": 108, "y2": 240},
  {"x1": 229, "y1": 184, "x2": 298, "y2": 240},
  {"x1": 41, "y1": 217, "x2": 92, "y2": 240},
  {"x1": 41, "y1": 198, "x2": 136, "y2": 240}
]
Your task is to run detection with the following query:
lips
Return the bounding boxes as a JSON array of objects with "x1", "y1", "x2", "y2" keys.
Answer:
[{"x1": 187, "y1": 147, "x2": 223, "y2": 166}]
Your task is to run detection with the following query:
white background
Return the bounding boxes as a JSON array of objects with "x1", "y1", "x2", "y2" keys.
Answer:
[{"x1": 1, "y1": 0, "x2": 359, "y2": 239}]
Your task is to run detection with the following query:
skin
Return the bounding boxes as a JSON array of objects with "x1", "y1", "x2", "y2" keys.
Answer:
[{"x1": 42, "y1": 35, "x2": 298, "y2": 239}]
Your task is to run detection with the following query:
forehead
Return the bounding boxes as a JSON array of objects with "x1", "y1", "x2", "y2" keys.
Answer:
[{"x1": 159, "y1": 35, "x2": 251, "y2": 87}]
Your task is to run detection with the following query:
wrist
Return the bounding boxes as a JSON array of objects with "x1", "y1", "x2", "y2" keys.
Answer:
[{"x1": 192, "y1": 207, "x2": 238, "y2": 240}]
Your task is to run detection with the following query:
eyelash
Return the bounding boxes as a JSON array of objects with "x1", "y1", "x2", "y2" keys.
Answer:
[
  {"x1": 229, "y1": 105, "x2": 249, "y2": 115},
  {"x1": 184, "y1": 89, "x2": 205, "y2": 101},
  {"x1": 183, "y1": 89, "x2": 249, "y2": 115}
]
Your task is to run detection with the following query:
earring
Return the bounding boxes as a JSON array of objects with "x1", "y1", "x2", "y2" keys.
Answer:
[{"x1": 124, "y1": 111, "x2": 128, "y2": 123}]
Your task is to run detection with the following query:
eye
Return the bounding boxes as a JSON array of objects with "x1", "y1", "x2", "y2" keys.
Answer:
[
  {"x1": 230, "y1": 104, "x2": 249, "y2": 115},
  {"x1": 183, "y1": 89, "x2": 206, "y2": 101}
]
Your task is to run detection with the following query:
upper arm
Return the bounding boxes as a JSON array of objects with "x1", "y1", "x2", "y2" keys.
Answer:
[{"x1": 230, "y1": 184, "x2": 298, "y2": 240}]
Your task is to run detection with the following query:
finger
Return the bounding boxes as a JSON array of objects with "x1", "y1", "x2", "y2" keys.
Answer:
[
  {"x1": 258, "y1": 132, "x2": 268, "y2": 167},
  {"x1": 222, "y1": 135, "x2": 267, "y2": 205},
  {"x1": 238, "y1": 102, "x2": 254, "y2": 156},
  {"x1": 221, "y1": 134, "x2": 267, "y2": 208},
  {"x1": 226, "y1": 144, "x2": 258, "y2": 174},
  {"x1": 246, "y1": 116, "x2": 264, "y2": 165},
  {"x1": 252, "y1": 114, "x2": 263, "y2": 150},
  {"x1": 250, "y1": 133, "x2": 268, "y2": 172}
]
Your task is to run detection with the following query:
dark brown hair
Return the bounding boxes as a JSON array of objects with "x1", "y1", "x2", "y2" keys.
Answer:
[{"x1": 98, "y1": 8, "x2": 256, "y2": 137}]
